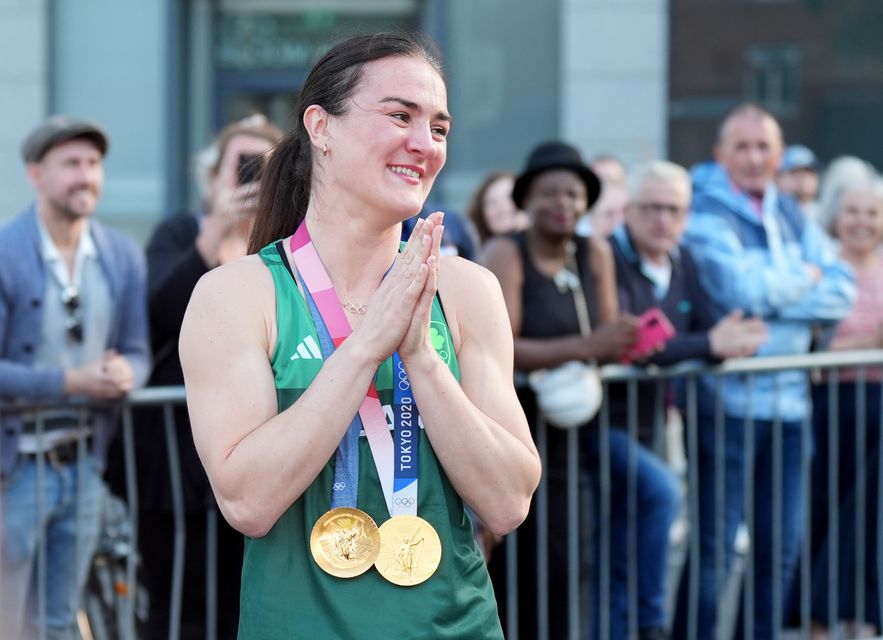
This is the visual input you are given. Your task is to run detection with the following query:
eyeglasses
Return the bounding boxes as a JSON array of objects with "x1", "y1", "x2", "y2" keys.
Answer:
[
  {"x1": 636, "y1": 202, "x2": 688, "y2": 219},
  {"x1": 61, "y1": 286, "x2": 83, "y2": 343}
]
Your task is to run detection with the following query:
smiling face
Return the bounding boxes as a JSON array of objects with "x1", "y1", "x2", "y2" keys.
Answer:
[
  {"x1": 321, "y1": 55, "x2": 450, "y2": 222},
  {"x1": 28, "y1": 138, "x2": 104, "y2": 221},
  {"x1": 834, "y1": 188, "x2": 883, "y2": 259},
  {"x1": 523, "y1": 169, "x2": 588, "y2": 239}
]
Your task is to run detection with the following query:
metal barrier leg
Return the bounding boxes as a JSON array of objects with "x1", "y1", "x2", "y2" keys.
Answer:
[
  {"x1": 121, "y1": 404, "x2": 140, "y2": 637},
  {"x1": 874, "y1": 378, "x2": 883, "y2": 633},
  {"x1": 536, "y1": 416, "x2": 549, "y2": 640},
  {"x1": 567, "y1": 428, "x2": 580, "y2": 640},
  {"x1": 36, "y1": 415, "x2": 47, "y2": 640},
  {"x1": 207, "y1": 507, "x2": 218, "y2": 640},
  {"x1": 600, "y1": 393, "x2": 611, "y2": 640},
  {"x1": 506, "y1": 529, "x2": 519, "y2": 640},
  {"x1": 856, "y1": 371, "x2": 868, "y2": 636},
  {"x1": 772, "y1": 381, "x2": 783, "y2": 639},
  {"x1": 628, "y1": 381, "x2": 641, "y2": 640},
  {"x1": 75, "y1": 409, "x2": 87, "y2": 634},
  {"x1": 73, "y1": 409, "x2": 108, "y2": 639},
  {"x1": 714, "y1": 377, "x2": 727, "y2": 640},
  {"x1": 828, "y1": 373, "x2": 840, "y2": 631},
  {"x1": 878, "y1": 380, "x2": 883, "y2": 634},
  {"x1": 743, "y1": 376, "x2": 756, "y2": 640},
  {"x1": 800, "y1": 382, "x2": 812, "y2": 639},
  {"x1": 163, "y1": 403, "x2": 186, "y2": 640},
  {"x1": 686, "y1": 376, "x2": 700, "y2": 640}
]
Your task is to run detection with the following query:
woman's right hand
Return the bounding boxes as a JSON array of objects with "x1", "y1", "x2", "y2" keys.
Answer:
[
  {"x1": 582, "y1": 315, "x2": 639, "y2": 362},
  {"x1": 348, "y1": 215, "x2": 441, "y2": 366}
]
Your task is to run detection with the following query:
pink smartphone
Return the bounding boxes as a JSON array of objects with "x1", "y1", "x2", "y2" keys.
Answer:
[{"x1": 620, "y1": 307, "x2": 676, "y2": 363}]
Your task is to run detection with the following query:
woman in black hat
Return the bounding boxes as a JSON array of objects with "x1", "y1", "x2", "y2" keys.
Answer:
[{"x1": 482, "y1": 140, "x2": 638, "y2": 639}]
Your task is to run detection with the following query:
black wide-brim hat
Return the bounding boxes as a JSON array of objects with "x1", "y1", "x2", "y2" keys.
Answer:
[{"x1": 512, "y1": 141, "x2": 602, "y2": 210}]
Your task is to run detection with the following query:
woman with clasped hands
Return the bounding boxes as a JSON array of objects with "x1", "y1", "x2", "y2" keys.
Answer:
[{"x1": 179, "y1": 33, "x2": 540, "y2": 640}]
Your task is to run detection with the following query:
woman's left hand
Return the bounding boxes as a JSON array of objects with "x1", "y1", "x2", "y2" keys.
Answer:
[{"x1": 397, "y1": 212, "x2": 444, "y2": 364}]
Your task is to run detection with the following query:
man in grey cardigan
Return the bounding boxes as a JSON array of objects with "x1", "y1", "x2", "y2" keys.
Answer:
[{"x1": 0, "y1": 116, "x2": 149, "y2": 639}]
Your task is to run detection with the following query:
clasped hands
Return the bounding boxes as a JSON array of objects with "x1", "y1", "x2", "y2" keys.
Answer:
[{"x1": 352, "y1": 213, "x2": 445, "y2": 369}]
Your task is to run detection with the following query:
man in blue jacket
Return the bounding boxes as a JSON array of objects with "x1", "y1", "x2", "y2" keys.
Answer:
[
  {"x1": 672, "y1": 104, "x2": 855, "y2": 639},
  {"x1": 0, "y1": 116, "x2": 149, "y2": 638}
]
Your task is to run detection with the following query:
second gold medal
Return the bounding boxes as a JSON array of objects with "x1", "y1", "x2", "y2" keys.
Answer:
[{"x1": 375, "y1": 514, "x2": 441, "y2": 586}]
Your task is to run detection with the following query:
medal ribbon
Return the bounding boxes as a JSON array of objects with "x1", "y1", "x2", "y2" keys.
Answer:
[
  {"x1": 392, "y1": 353, "x2": 419, "y2": 516},
  {"x1": 291, "y1": 223, "x2": 395, "y2": 514},
  {"x1": 301, "y1": 281, "x2": 361, "y2": 510}
]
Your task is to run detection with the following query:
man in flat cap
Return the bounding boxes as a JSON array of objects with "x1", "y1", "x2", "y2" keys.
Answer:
[{"x1": 0, "y1": 115, "x2": 149, "y2": 638}]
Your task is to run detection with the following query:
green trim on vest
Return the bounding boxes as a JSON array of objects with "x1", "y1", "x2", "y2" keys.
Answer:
[{"x1": 237, "y1": 243, "x2": 502, "y2": 639}]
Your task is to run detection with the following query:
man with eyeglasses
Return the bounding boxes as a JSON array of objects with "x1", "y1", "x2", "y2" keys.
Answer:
[
  {"x1": 590, "y1": 161, "x2": 766, "y2": 640},
  {"x1": 612, "y1": 161, "x2": 768, "y2": 367},
  {"x1": 671, "y1": 104, "x2": 855, "y2": 640},
  {"x1": 0, "y1": 115, "x2": 149, "y2": 638}
]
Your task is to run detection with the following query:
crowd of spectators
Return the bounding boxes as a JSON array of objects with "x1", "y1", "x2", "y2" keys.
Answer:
[{"x1": 3, "y1": 98, "x2": 883, "y2": 639}]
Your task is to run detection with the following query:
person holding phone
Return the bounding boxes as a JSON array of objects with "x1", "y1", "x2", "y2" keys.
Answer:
[
  {"x1": 105, "y1": 115, "x2": 283, "y2": 638},
  {"x1": 594, "y1": 160, "x2": 768, "y2": 640}
]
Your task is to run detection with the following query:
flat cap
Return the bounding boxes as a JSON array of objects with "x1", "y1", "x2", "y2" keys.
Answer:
[{"x1": 21, "y1": 115, "x2": 109, "y2": 163}]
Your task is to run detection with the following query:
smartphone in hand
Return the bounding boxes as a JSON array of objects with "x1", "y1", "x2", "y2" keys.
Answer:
[{"x1": 620, "y1": 307, "x2": 676, "y2": 363}]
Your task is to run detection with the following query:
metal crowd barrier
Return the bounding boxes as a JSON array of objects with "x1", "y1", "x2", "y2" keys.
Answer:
[
  {"x1": 5, "y1": 351, "x2": 883, "y2": 639},
  {"x1": 503, "y1": 349, "x2": 883, "y2": 640},
  {"x1": 0, "y1": 386, "x2": 209, "y2": 640}
]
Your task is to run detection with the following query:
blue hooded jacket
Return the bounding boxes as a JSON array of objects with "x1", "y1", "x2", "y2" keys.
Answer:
[{"x1": 685, "y1": 163, "x2": 855, "y2": 421}]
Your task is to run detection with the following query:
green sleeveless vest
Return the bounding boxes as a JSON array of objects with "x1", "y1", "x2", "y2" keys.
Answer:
[{"x1": 238, "y1": 243, "x2": 503, "y2": 639}]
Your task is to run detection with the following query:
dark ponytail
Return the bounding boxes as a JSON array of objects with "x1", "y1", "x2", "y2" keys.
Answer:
[{"x1": 248, "y1": 32, "x2": 445, "y2": 254}]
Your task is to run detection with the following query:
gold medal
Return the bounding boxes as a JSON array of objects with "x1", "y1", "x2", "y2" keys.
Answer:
[
  {"x1": 310, "y1": 507, "x2": 380, "y2": 578},
  {"x1": 375, "y1": 515, "x2": 442, "y2": 586}
]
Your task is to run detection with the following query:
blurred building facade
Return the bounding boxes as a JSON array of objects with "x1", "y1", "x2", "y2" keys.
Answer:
[
  {"x1": 9, "y1": 1, "x2": 882, "y2": 238},
  {"x1": 0, "y1": 0, "x2": 667, "y2": 238},
  {"x1": 669, "y1": 0, "x2": 883, "y2": 170}
]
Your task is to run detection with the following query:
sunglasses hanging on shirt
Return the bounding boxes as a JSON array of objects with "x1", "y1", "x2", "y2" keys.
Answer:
[{"x1": 61, "y1": 286, "x2": 83, "y2": 343}]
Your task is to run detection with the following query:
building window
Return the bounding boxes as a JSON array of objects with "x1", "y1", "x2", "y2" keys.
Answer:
[
  {"x1": 744, "y1": 44, "x2": 801, "y2": 116},
  {"x1": 216, "y1": 0, "x2": 420, "y2": 71},
  {"x1": 214, "y1": 0, "x2": 420, "y2": 128}
]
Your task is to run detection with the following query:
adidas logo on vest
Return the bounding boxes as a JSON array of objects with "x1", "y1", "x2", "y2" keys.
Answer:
[{"x1": 290, "y1": 335, "x2": 322, "y2": 360}]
